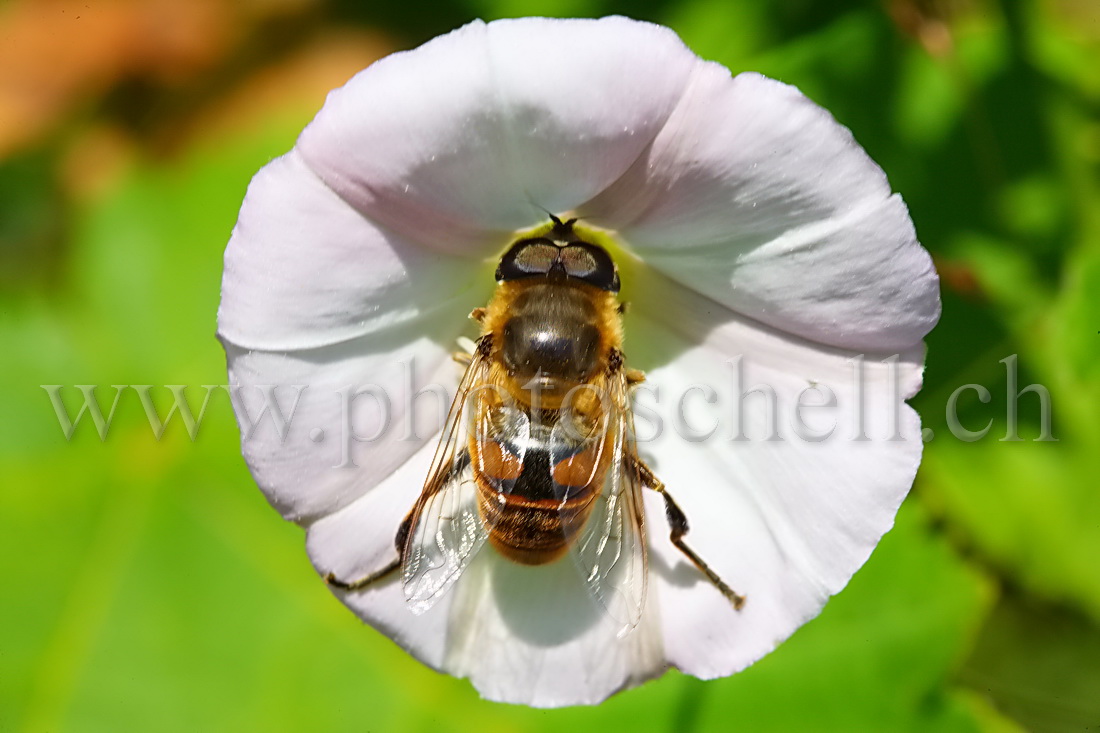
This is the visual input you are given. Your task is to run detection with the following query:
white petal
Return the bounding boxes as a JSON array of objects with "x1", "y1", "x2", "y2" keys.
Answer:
[
  {"x1": 305, "y1": 267, "x2": 926, "y2": 706},
  {"x1": 584, "y1": 69, "x2": 940, "y2": 352},
  {"x1": 219, "y1": 150, "x2": 485, "y2": 351},
  {"x1": 308, "y1": 460, "x2": 667, "y2": 706},
  {"x1": 305, "y1": 439, "x2": 455, "y2": 664},
  {"x1": 623, "y1": 268, "x2": 925, "y2": 678},
  {"x1": 296, "y1": 17, "x2": 698, "y2": 245},
  {"x1": 220, "y1": 15, "x2": 938, "y2": 706},
  {"x1": 437, "y1": 555, "x2": 664, "y2": 707},
  {"x1": 225, "y1": 330, "x2": 466, "y2": 523}
]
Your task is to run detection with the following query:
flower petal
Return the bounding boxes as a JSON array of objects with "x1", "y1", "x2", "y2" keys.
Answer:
[
  {"x1": 296, "y1": 17, "x2": 698, "y2": 246},
  {"x1": 305, "y1": 265, "x2": 926, "y2": 706},
  {"x1": 304, "y1": 439, "x2": 455, "y2": 662},
  {"x1": 219, "y1": 149, "x2": 486, "y2": 351},
  {"x1": 221, "y1": 15, "x2": 940, "y2": 707},
  {"x1": 224, "y1": 331, "x2": 465, "y2": 523},
  {"x1": 584, "y1": 69, "x2": 939, "y2": 352},
  {"x1": 308, "y1": 461, "x2": 667, "y2": 706},
  {"x1": 623, "y1": 268, "x2": 925, "y2": 679}
]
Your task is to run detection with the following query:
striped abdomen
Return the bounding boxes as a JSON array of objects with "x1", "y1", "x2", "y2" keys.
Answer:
[{"x1": 472, "y1": 419, "x2": 607, "y2": 565}]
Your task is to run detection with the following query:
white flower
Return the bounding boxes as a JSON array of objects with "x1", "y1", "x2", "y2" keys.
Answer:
[{"x1": 218, "y1": 16, "x2": 939, "y2": 708}]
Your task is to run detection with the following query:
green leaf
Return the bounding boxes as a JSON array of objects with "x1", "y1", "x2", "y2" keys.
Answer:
[
  {"x1": 959, "y1": 593, "x2": 1100, "y2": 733},
  {"x1": 680, "y1": 502, "x2": 993, "y2": 733}
]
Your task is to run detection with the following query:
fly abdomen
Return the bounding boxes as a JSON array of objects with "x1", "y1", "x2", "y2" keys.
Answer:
[
  {"x1": 477, "y1": 487, "x2": 594, "y2": 566},
  {"x1": 474, "y1": 441, "x2": 599, "y2": 565}
]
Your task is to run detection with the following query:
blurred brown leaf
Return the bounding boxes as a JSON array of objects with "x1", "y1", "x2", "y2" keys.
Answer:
[{"x1": 0, "y1": 0, "x2": 293, "y2": 157}]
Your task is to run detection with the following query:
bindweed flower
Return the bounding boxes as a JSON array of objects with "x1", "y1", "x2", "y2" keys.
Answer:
[{"x1": 218, "y1": 16, "x2": 939, "y2": 707}]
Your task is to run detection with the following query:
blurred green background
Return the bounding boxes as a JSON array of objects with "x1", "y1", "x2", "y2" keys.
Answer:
[{"x1": 2, "y1": 0, "x2": 1098, "y2": 730}]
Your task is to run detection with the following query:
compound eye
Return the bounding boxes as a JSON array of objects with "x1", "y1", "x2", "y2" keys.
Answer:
[
  {"x1": 560, "y1": 243, "x2": 620, "y2": 292},
  {"x1": 558, "y1": 245, "x2": 598, "y2": 278},
  {"x1": 496, "y1": 239, "x2": 559, "y2": 281}
]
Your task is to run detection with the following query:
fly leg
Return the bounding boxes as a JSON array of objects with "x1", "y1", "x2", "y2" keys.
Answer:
[
  {"x1": 324, "y1": 513, "x2": 413, "y2": 591},
  {"x1": 634, "y1": 457, "x2": 746, "y2": 610},
  {"x1": 324, "y1": 449, "x2": 467, "y2": 591},
  {"x1": 324, "y1": 560, "x2": 398, "y2": 591},
  {"x1": 608, "y1": 348, "x2": 645, "y2": 386},
  {"x1": 453, "y1": 315, "x2": 485, "y2": 368}
]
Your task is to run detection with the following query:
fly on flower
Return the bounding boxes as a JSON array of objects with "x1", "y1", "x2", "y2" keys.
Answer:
[
  {"x1": 220, "y1": 15, "x2": 940, "y2": 708},
  {"x1": 325, "y1": 215, "x2": 745, "y2": 626}
]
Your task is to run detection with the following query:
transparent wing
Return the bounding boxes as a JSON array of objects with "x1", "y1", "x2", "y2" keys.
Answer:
[
  {"x1": 553, "y1": 373, "x2": 648, "y2": 631},
  {"x1": 471, "y1": 388, "x2": 530, "y2": 498},
  {"x1": 548, "y1": 385, "x2": 610, "y2": 502},
  {"x1": 401, "y1": 345, "x2": 493, "y2": 614}
]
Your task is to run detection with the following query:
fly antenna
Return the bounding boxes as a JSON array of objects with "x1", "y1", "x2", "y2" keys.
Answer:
[
  {"x1": 533, "y1": 203, "x2": 561, "y2": 224},
  {"x1": 524, "y1": 198, "x2": 572, "y2": 230}
]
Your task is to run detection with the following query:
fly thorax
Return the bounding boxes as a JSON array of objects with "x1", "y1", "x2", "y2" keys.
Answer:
[{"x1": 500, "y1": 285, "x2": 602, "y2": 391}]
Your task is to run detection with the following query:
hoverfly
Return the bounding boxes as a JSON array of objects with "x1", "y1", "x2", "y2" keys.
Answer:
[{"x1": 326, "y1": 215, "x2": 745, "y2": 626}]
